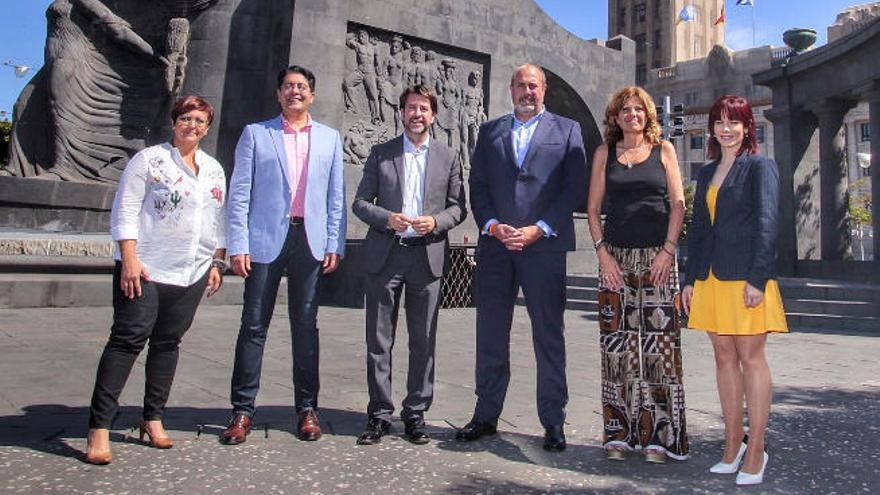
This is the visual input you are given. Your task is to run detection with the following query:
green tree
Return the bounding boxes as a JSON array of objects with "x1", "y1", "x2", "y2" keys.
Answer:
[
  {"x1": 679, "y1": 182, "x2": 696, "y2": 241},
  {"x1": 0, "y1": 120, "x2": 11, "y2": 166},
  {"x1": 848, "y1": 177, "x2": 872, "y2": 260}
]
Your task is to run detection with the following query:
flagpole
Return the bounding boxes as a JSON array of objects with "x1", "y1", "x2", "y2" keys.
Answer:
[{"x1": 752, "y1": 2, "x2": 756, "y2": 46}]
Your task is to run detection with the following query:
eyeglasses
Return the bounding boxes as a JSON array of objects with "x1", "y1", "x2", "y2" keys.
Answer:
[
  {"x1": 280, "y1": 82, "x2": 311, "y2": 93},
  {"x1": 177, "y1": 115, "x2": 209, "y2": 127}
]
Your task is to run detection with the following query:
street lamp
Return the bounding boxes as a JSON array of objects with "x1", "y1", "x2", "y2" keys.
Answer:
[{"x1": 3, "y1": 61, "x2": 31, "y2": 78}]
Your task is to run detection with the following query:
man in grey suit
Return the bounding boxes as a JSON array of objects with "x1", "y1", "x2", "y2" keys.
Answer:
[
  {"x1": 457, "y1": 64, "x2": 587, "y2": 451},
  {"x1": 352, "y1": 85, "x2": 467, "y2": 445}
]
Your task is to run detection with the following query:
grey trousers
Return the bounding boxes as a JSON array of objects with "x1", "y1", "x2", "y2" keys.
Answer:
[{"x1": 364, "y1": 243, "x2": 443, "y2": 422}]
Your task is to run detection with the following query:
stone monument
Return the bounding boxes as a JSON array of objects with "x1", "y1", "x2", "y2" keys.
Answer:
[{"x1": 2, "y1": 0, "x2": 634, "y2": 304}]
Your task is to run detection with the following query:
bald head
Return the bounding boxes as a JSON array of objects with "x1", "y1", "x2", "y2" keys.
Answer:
[
  {"x1": 510, "y1": 64, "x2": 546, "y2": 86},
  {"x1": 509, "y1": 64, "x2": 547, "y2": 120}
]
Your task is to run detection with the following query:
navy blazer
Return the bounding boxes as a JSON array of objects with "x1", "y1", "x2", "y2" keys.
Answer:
[
  {"x1": 468, "y1": 111, "x2": 587, "y2": 252},
  {"x1": 684, "y1": 153, "x2": 780, "y2": 291}
]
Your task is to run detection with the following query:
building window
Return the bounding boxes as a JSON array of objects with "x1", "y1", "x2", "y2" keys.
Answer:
[
  {"x1": 861, "y1": 123, "x2": 871, "y2": 142},
  {"x1": 654, "y1": 29, "x2": 661, "y2": 52},
  {"x1": 690, "y1": 162, "x2": 704, "y2": 179},
  {"x1": 635, "y1": 3, "x2": 647, "y2": 23},
  {"x1": 654, "y1": 0, "x2": 661, "y2": 15},
  {"x1": 636, "y1": 64, "x2": 647, "y2": 85},
  {"x1": 690, "y1": 134, "x2": 704, "y2": 150},
  {"x1": 685, "y1": 91, "x2": 698, "y2": 106},
  {"x1": 652, "y1": 59, "x2": 662, "y2": 69},
  {"x1": 635, "y1": 34, "x2": 647, "y2": 52},
  {"x1": 755, "y1": 125, "x2": 765, "y2": 144},
  {"x1": 619, "y1": 7, "x2": 626, "y2": 28}
]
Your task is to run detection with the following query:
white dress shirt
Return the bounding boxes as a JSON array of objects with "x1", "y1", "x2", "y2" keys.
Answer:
[
  {"x1": 400, "y1": 133, "x2": 429, "y2": 238},
  {"x1": 110, "y1": 142, "x2": 227, "y2": 287}
]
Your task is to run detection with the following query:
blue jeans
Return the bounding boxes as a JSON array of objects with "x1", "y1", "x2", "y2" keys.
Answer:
[{"x1": 230, "y1": 225, "x2": 323, "y2": 416}]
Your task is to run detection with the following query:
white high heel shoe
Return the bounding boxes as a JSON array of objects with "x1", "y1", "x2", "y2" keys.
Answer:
[
  {"x1": 709, "y1": 435, "x2": 748, "y2": 474},
  {"x1": 736, "y1": 451, "x2": 769, "y2": 486}
]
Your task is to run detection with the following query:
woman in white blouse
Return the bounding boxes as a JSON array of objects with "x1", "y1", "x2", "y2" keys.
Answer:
[{"x1": 84, "y1": 96, "x2": 227, "y2": 465}]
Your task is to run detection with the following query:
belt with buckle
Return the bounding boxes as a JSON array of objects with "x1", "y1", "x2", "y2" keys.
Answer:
[
  {"x1": 290, "y1": 216, "x2": 304, "y2": 226},
  {"x1": 396, "y1": 235, "x2": 429, "y2": 247}
]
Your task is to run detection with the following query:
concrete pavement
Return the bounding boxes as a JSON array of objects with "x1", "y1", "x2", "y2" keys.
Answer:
[{"x1": 0, "y1": 304, "x2": 877, "y2": 494}]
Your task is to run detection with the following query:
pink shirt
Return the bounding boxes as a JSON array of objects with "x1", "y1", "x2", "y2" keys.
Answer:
[{"x1": 282, "y1": 114, "x2": 311, "y2": 218}]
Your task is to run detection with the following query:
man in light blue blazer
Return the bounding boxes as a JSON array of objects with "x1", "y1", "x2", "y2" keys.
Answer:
[{"x1": 220, "y1": 65, "x2": 346, "y2": 445}]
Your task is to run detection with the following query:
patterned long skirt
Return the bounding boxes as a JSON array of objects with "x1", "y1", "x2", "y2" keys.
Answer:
[{"x1": 597, "y1": 245, "x2": 689, "y2": 459}]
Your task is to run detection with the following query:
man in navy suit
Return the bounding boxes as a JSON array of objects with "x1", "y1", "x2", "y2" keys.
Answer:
[{"x1": 457, "y1": 64, "x2": 587, "y2": 451}]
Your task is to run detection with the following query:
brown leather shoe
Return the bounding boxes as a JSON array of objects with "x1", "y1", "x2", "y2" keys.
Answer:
[
  {"x1": 219, "y1": 413, "x2": 251, "y2": 445},
  {"x1": 297, "y1": 410, "x2": 321, "y2": 441}
]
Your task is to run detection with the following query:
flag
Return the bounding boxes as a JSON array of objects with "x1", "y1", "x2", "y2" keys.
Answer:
[
  {"x1": 714, "y1": 4, "x2": 725, "y2": 25},
  {"x1": 736, "y1": 0, "x2": 754, "y2": 6},
  {"x1": 676, "y1": 4, "x2": 696, "y2": 25}
]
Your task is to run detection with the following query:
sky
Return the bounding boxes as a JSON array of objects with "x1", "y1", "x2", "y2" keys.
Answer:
[{"x1": 0, "y1": 0, "x2": 871, "y2": 117}]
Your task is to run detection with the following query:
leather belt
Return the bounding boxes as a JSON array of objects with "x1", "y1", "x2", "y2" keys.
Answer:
[
  {"x1": 290, "y1": 216, "x2": 304, "y2": 226},
  {"x1": 396, "y1": 235, "x2": 429, "y2": 247}
]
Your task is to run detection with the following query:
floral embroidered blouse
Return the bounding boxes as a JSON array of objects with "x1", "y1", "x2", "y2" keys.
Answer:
[{"x1": 110, "y1": 143, "x2": 227, "y2": 287}]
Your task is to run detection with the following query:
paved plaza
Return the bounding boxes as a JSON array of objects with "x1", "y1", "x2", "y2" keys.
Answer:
[{"x1": 0, "y1": 303, "x2": 877, "y2": 494}]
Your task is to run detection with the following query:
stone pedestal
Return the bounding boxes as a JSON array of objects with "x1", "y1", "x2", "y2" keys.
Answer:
[{"x1": 0, "y1": 176, "x2": 116, "y2": 232}]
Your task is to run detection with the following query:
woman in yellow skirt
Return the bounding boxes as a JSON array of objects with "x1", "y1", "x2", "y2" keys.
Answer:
[{"x1": 682, "y1": 94, "x2": 788, "y2": 487}]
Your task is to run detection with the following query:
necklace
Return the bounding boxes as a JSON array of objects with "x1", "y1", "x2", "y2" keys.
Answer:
[{"x1": 617, "y1": 142, "x2": 647, "y2": 169}]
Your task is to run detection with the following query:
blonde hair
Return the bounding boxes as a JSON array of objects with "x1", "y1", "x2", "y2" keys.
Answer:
[{"x1": 603, "y1": 86, "x2": 662, "y2": 145}]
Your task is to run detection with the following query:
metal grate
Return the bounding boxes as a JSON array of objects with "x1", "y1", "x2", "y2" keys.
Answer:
[{"x1": 441, "y1": 244, "x2": 477, "y2": 308}]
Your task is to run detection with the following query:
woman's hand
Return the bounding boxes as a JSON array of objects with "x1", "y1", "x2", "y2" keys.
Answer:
[
  {"x1": 649, "y1": 249, "x2": 674, "y2": 287},
  {"x1": 206, "y1": 266, "x2": 223, "y2": 297},
  {"x1": 744, "y1": 282, "x2": 764, "y2": 308},
  {"x1": 597, "y1": 248, "x2": 625, "y2": 291},
  {"x1": 120, "y1": 255, "x2": 150, "y2": 299},
  {"x1": 681, "y1": 285, "x2": 694, "y2": 315}
]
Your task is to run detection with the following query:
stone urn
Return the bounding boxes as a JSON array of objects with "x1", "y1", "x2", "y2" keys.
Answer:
[{"x1": 783, "y1": 28, "x2": 817, "y2": 54}]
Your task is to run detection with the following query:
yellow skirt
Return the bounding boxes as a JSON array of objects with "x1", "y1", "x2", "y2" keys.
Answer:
[{"x1": 688, "y1": 271, "x2": 789, "y2": 335}]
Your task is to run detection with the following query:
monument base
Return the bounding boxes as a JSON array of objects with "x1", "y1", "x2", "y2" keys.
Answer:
[{"x1": 0, "y1": 176, "x2": 116, "y2": 233}]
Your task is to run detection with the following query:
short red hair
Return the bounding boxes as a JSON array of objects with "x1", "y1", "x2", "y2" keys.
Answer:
[
  {"x1": 171, "y1": 95, "x2": 214, "y2": 125},
  {"x1": 707, "y1": 94, "x2": 758, "y2": 160}
]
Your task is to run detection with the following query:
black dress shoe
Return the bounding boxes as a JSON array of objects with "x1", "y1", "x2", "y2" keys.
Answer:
[
  {"x1": 404, "y1": 417, "x2": 430, "y2": 445},
  {"x1": 455, "y1": 419, "x2": 497, "y2": 442},
  {"x1": 543, "y1": 425, "x2": 566, "y2": 451},
  {"x1": 356, "y1": 418, "x2": 390, "y2": 445}
]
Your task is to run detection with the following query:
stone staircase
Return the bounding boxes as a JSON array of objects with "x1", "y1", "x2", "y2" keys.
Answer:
[{"x1": 555, "y1": 276, "x2": 880, "y2": 334}]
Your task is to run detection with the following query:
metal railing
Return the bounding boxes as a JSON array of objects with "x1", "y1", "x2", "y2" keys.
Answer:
[{"x1": 441, "y1": 244, "x2": 477, "y2": 308}]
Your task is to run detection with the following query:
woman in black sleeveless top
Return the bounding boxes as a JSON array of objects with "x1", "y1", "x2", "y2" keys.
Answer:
[{"x1": 587, "y1": 86, "x2": 688, "y2": 462}]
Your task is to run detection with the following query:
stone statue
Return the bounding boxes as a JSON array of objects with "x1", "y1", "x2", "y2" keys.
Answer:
[
  {"x1": 377, "y1": 35, "x2": 408, "y2": 135},
  {"x1": 343, "y1": 29, "x2": 381, "y2": 123},
  {"x1": 341, "y1": 26, "x2": 487, "y2": 170},
  {"x1": 2, "y1": 0, "x2": 218, "y2": 183},
  {"x1": 461, "y1": 70, "x2": 486, "y2": 169},
  {"x1": 164, "y1": 17, "x2": 190, "y2": 95},
  {"x1": 435, "y1": 59, "x2": 466, "y2": 164}
]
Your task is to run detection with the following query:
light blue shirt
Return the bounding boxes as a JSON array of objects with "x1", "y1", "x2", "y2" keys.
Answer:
[
  {"x1": 482, "y1": 110, "x2": 555, "y2": 238},
  {"x1": 401, "y1": 133, "x2": 429, "y2": 237},
  {"x1": 512, "y1": 110, "x2": 544, "y2": 168}
]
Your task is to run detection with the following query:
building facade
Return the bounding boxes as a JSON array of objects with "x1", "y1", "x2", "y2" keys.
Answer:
[{"x1": 608, "y1": 0, "x2": 724, "y2": 84}]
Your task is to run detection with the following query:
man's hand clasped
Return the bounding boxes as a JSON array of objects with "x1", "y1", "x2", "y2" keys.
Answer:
[
  {"x1": 491, "y1": 223, "x2": 544, "y2": 251},
  {"x1": 388, "y1": 213, "x2": 436, "y2": 236}
]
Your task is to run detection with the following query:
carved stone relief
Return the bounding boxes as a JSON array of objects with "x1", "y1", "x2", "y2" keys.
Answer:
[
  {"x1": 342, "y1": 24, "x2": 488, "y2": 170},
  {"x1": 2, "y1": 0, "x2": 218, "y2": 183}
]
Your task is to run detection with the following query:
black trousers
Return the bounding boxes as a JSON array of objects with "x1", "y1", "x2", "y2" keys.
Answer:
[{"x1": 88, "y1": 263, "x2": 208, "y2": 428}]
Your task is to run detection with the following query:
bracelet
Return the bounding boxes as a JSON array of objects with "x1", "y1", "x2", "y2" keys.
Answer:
[
  {"x1": 211, "y1": 258, "x2": 229, "y2": 271},
  {"x1": 661, "y1": 246, "x2": 676, "y2": 256},
  {"x1": 594, "y1": 238, "x2": 606, "y2": 251},
  {"x1": 664, "y1": 239, "x2": 677, "y2": 248},
  {"x1": 488, "y1": 223, "x2": 497, "y2": 235}
]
